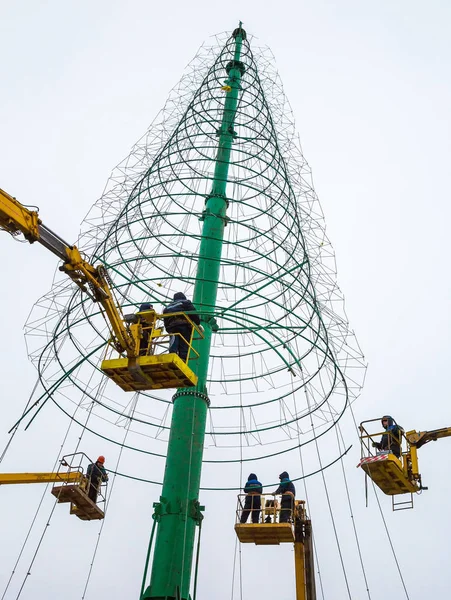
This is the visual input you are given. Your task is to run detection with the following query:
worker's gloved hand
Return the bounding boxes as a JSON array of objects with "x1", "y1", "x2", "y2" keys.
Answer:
[{"x1": 372, "y1": 442, "x2": 380, "y2": 449}]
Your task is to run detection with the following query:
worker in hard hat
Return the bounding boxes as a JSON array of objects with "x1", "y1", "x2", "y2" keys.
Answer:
[
  {"x1": 163, "y1": 292, "x2": 200, "y2": 361},
  {"x1": 372, "y1": 416, "x2": 403, "y2": 458},
  {"x1": 240, "y1": 473, "x2": 263, "y2": 523},
  {"x1": 86, "y1": 456, "x2": 109, "y2": 503},
  {"x1": 273, "y1": 471, "x2": 295, "y2": 523}
]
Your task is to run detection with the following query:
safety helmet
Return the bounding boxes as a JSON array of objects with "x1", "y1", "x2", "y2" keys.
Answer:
[{"x1": 97, "y1": 455, "x2": 105, "y2": 464}]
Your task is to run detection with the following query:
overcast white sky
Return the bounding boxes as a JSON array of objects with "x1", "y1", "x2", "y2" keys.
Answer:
[{"x1": 1, "y1": 1, "x2": 451, "y2": 599}]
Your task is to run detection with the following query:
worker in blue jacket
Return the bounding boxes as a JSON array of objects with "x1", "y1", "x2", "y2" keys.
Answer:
[
  {"x1": 372, "y1": 416, "x2": 402, "y2": 458},
  {"x1": 163, "y1": 292, "x2": 200, "y2": 361},
  {"x1": 240, "y1": 473, "x2": 263, "y2": 524},
  {"x1": 274, "y1": 471, "x2": 295, "y2": 523}
]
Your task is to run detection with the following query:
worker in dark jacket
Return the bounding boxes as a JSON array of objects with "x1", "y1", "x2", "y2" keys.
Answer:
[
  {"x1": 137, "y1": 303, "x2": 155, "y2": 355},
  {"x1": 86, "y1": 456, "x2": 109, "y2": 503},
  {"x1": 372, "y1": 416, "x2": 402, "y2": 458},
  {"x1": 240, "y1": 473, "x2": 263, "y2": 524},
  {"x1": 163, "y1": 292, "x2": 200, "y2": 361},
  {"x1": 274, "y1": 471, "x2": 295, "y2": 523}
]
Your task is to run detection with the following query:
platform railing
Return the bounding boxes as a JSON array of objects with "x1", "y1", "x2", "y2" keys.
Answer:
[
  {"x1": 56, "y1": 452, "x2": 107, "y2": 507},
  {"x1": 103, "y1": 309, "x2": 204, "y2": 366},
  {"x1": 359, "y1": 418, "x2": 406, "y2": 460},
  {"x1": 235, "y1": 493, "x2": 295, "y2": 525},
  {"x1": 139, "y1": 311, "x2": 203, "y2": 363}
]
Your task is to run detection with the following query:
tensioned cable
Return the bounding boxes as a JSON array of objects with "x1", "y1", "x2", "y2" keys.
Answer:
[
  {"x1": 0, "y1": 325, "x2": 70, "y2": 466},
  {"x1": 298, "y1": 443, "x2": 325, "y2": 600},
  {"x1": 369, "y1": 479, "x2": 410, "y2": 599},
  {"x1": 293, "y1": 375, "x2": 325, "y2": 600},
  {"x1": 345, "y1": 400, "x2": 410, "y2": 599},
  {"x1": 81, "y1": 404, "x2": 134, "y2": 598},
  {"x1": 237, "y1": 330, "x2": 243, "y2": 600},
  {"x1": 335, "y1": 423, "x2": 372, "y2": 599},
  {"x1": 303, "y1": 381, "x2": 353, "y2": 599},
  {"x1": 0, "y1": 378, "x2": 40, "y2": 465},
  {"x1": 1, "y1": 394, "x2": 84, "y2": 599},
  {"x1": 73, "y1": 400, "x2": 95, "y2": 455},
  {"x1": 230, "y1": 266, "x2": 244, "y2": 600},
  {"x1": 13, "y1": 495, "x2": 61, "y2": 599},
  {"x1": 7, "y1": 378, "x2": 98, "y2": 599}
]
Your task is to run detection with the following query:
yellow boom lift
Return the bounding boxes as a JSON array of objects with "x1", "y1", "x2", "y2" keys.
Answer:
[
  {"x1": 358, "y1": 418, "x2": 451, "y2": 510},
  {"x1": 0, "y1": 453, "x2": 106, "y2": 521},
  {"x1": 234, "y1": 494, "x2": 316, "y2": 600},
  {"x1": 0, "y1": 188, "x2": 202, "y2": 391}
]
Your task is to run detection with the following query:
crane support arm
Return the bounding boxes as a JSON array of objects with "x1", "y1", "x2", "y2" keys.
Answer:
[
  {"x1": 0, "y1": 188, "x2": 135, "y2": 356},
  {"x1": 0, "y1": 187, "x2": 41, "y2": 242},
  {"x1": 294, "y1": 501, "x2": 316, "y2": 600},
  {"x1": 406, "y1": 427, "x2": 451, "y2": 449},
  {"x1": 0, "y1": 471, "x2": 84, "y2": 485}
]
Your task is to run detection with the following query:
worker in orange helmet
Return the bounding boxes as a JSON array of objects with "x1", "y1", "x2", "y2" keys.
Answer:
[{"x1": 86, "y1": 455, "x2": 109, "y2": 503}]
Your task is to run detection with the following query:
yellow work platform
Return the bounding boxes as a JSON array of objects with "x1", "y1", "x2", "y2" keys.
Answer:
[
  {"x1": 234, "y1": 523, "x2": 295, "y2": 545},
  {"x1": 358, "y1": 453, "x2": 419, "y2": 495},
  {"x1": 101, "y1": 353, "x2": 198, "y2": 392},
  {"x1": 51, "y1": 485, "x2": 105, "y2": 521}
]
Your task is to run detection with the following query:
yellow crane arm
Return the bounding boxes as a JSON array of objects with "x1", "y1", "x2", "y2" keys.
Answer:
[
  {"x1": 0, "y1": 471, "x2": 84, "y2": 485},
  {"x1": 294, "y1": 501, "x2": 316, "y2": 600},
  {"x1": 0, "y1": 188, "x2": 135, "y2": 357},
  {"x1": 406, "y1": 427, "x2": 451, "y2": 449}
]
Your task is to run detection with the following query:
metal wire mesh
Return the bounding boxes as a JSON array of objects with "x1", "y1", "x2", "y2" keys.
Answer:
[{"x1": 24, "y1": 31, "x2": 366, "y2": 487}]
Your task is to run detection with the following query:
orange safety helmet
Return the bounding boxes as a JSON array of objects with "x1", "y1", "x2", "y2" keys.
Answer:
[{"x1": 97, "y1": 455, "x2": 105, "y2": 464}]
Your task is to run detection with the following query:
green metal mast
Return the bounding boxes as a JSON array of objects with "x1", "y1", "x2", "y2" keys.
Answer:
[{"x1": 142, "y1": 24, "x2": 246, "y2": 600}]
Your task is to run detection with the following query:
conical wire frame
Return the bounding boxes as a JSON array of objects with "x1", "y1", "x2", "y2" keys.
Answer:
[{"x1": 24, "y1": 31, "x2": 366, "y2": 489}]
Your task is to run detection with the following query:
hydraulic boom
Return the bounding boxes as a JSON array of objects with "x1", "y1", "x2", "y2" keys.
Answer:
[
  {"x1": 0, "y1": 453, "x2": 106, "y2": 521},
  {"x1": 406, "y1": 427, "x2": 451, "y2": 449},
  {"x1": 0, "y1": 187, "x2": 134, "y2": 356},
  {"x1": 0, "y1": 471, "x2": 83, "y2": 485},
  {"x1": 0, "y1": 187, "x2": 202, "y2": 391}
]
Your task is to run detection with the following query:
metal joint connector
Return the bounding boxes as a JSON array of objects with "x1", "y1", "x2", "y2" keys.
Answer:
[
  {"x1": 232, "y1": 26, "x2": 247, "y2": 40},
  {"x1": 203, "y1": 315, "x2": 219, "y2": 331},
  {"x1": 226, "y1": 59, "x2": 246, "y2": 76},
  {"x1": 171, "y1": 389, "x2": 210, "y2": 406},
  {"x1": 190, "y1": 500, "x2": 205, "y2": 524},
  {"x1": 199, "y1": 207, "x2": 229, "y2": 223}
]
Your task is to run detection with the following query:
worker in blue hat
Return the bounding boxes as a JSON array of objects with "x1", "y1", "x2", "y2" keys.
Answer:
[
  {"x1": 240, "y1": 473, "x2": 263, "y2": 523},
  {"x1": 273, "y1": 471, "x2": 295, "y2": 523},
  {"x1": 372, "y1": 416, "x2": 403, "y2": 458}
]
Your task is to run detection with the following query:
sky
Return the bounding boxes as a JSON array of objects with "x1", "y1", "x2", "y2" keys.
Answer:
[{"x1": 1, "y1": 1, "x2": 451, "y2": 599}]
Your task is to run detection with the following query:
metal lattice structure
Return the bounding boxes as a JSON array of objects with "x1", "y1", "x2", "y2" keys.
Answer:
[{"x1": 24, "y1": 29, "x2": 366, "y2": 493}]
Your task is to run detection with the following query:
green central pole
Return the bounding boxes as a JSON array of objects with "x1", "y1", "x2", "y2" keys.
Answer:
[{"x1": 142, "y1": 25, "x2": 246, "y2": 600}]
